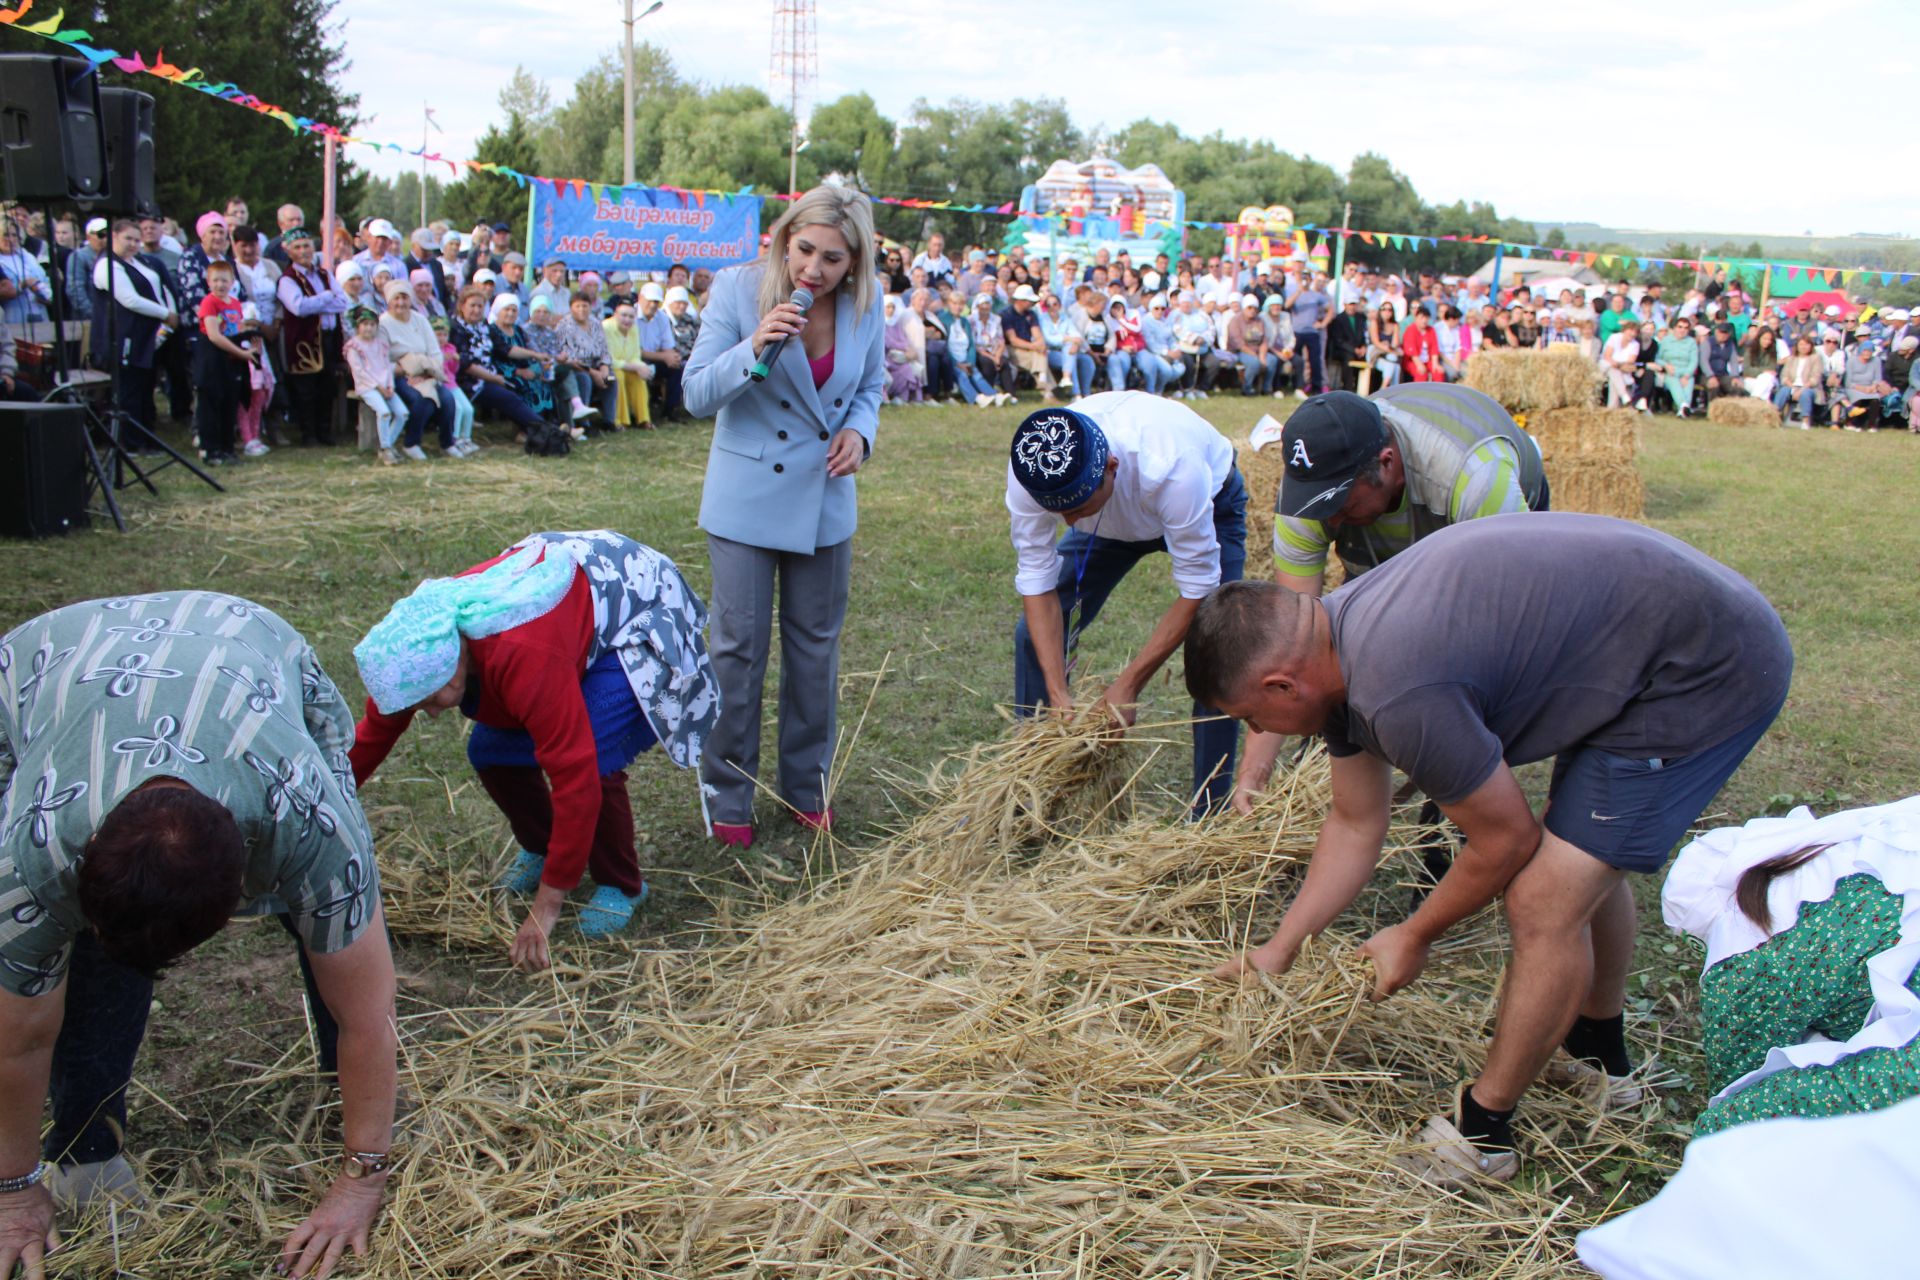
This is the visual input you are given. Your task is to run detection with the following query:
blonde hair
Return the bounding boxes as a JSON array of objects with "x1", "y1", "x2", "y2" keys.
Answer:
[{"x1": 757, "y1": 185, "x2": 877, "y2": 321}]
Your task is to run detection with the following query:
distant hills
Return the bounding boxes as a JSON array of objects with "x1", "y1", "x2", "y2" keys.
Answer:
[{"x1": 1525, "y1": 220, "x2": 1914, "y2": 266}]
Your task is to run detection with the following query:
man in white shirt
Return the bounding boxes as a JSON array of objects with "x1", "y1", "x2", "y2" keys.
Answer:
[
  {"x1": 1006, "y1": 393, "x2": 1248, "y2": 815},
  {"x1": 1198, "y1": 260, "x2": 1236, "y2": 307},
  {"x1": 910, "y1": 232, "x2": 954, "y2": 290}
]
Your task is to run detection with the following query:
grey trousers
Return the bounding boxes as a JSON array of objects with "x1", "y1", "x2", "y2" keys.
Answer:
[{"x1": 701, "y1": 532, "x2": 853, "y2": 824}]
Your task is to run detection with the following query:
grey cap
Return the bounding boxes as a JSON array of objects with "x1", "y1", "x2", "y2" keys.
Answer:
[{"x1": 503, "y1": 251, "x2": 527, "y2": 267}]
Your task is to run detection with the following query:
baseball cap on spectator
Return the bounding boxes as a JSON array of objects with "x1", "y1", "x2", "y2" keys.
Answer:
[
  {"x1": 665, "y1": 285, "x2": 690, "y2": 304},
  {"x1": 84, "y1": 216, "x2": 107, "y2": 235},
  {"x1": 640, "y1": 282, "x2": 665, "y2": 302},
  {"x1": 472, "y1": 268, "x2": 497, "y2": 285},
  {"x1": 368, "y1": 219, "x2": 400, "y2": 241},
  {"x1": 974, "y1": 292, "x2": 995, "y2": 310},
  {"x1": 608, "y1": 271, "x2": 631, "y2": 284},
  {"x1": 1142, "y1": 271, "x2": 1161, "y2": 292},
  {"x1": 1277, "y1": 392, "x2": 1390, "y2": 521},
  {"x1": 543, "y1": 254, "x2": 567, "y2": 268},
  {"x1": 1011, "y1": 284, "x2": 1038, "y2": 302},
  {"x1": 968, "y1": 250, "x2": 986, "y2": 264},
  {"x1": 491, "y1": 221, "x2": 511, "y2": 233},
  {"x1": 411, "y1": 227, "x2": 439, "y2": 250},
  {"x1": 1825, "y1": 305, "x2": 1841, "y2": 316},
  {"x1": 503, "y1": 251, "x2": 528, "y2": 267}
]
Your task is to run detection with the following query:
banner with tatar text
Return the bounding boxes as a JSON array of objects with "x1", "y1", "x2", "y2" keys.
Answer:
[{"x1": 528, "y1": 184, "x2": 763, "y2": 274}]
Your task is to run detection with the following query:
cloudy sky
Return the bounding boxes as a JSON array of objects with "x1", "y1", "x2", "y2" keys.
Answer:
[{"x1": 337, "y1": 0, "x2": 1919, "y2": 238}]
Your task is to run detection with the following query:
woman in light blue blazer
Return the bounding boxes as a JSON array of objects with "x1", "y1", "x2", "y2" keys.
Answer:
[{"x1": 683, "y1": 185, "x2": 885, "y2": 848}]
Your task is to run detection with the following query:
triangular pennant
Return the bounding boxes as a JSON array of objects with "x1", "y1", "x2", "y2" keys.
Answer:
[
  {"x1": 570, "y1": 178, "x2": 587, "y2": 199},
  {"x1": 1358, "y1": 231, "x2": 1374, "y2": 245},
  {"x1": 20, "y1": 6, "x2": 65, "y2": 34}
]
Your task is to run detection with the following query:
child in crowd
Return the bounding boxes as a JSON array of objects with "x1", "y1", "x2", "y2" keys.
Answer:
[
  {"x1": 234, "y1": 299, "x2": 277, "y2": 457},
  {"x1": 343, "y1": 306, "x2": 412, "y2": 466},
  {"x1": 192, "y1": 261, "x2": 257, "y2": 465},
  {"x1": 431, "y1": 315, "x2": 478, "y2": 453}
]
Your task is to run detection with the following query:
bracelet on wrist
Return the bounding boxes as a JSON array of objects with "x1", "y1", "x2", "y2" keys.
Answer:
[
  {"x1": 0, "y1": 1162, "x2": 49, "y2": 1194},
  {"x1": 342, "y1": 1149, "x2": 394, "y2": 1180}
]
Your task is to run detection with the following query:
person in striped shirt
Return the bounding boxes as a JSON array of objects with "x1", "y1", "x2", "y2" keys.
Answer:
[{"x1": 1239, "y1": 385, "x2": 1549, "y2": 899}]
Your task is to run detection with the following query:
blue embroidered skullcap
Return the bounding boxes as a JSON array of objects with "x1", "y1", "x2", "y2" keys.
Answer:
[{"x1": 1010, "y1": 408, "x2": 1109, "y2": 512}]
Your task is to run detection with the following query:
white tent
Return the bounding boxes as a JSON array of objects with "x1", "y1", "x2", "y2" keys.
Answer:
[{"x1": 1469, "y1": 256, "x2": 1601, "y2": 287}]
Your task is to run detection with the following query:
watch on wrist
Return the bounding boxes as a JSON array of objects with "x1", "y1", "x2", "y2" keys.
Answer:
[
  {"x1": 0, "y1": 1162, "x2": 48, "y2": 1194},
  {"x1": 342, "y1": 1149, "x2": 392, "y2": 1179}
]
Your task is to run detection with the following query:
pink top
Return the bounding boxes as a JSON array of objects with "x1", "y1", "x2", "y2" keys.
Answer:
[
  {"x1": 343, "y1": 332, "x2": 395, "y2": 396},
  {"x1": 809, "y1": 346, "x2": 834, "y2": 389}
]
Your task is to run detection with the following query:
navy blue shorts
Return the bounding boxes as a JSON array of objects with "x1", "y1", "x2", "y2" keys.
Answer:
[
  {"x1": 1543, "y1": 699, "x2": 1784, "y2": 874},
  {"x1": 465, "y1": 651, "x2": 657, "y2": 775}
]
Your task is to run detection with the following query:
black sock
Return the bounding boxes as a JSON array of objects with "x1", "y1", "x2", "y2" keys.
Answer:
[
  {"x1": 1563, "y1": 1013, "x2": 1632, "y2": 1076},
  {"x1": 1456, "y1": 1085, "x2": 1515, "y2": 1153}
]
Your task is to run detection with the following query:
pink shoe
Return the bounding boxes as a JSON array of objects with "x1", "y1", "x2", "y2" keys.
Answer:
[
  {"x1": 712, "y1": 822, "x2": 754, "y2": 850},
  {"x1": 793, "y1": 809, "x2": 835, "y2": 833}
]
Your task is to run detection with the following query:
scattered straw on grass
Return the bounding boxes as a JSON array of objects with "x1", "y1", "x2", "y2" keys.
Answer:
[
  {"x1": 58, "y1": 729, "x2": 1672, "y2": 1278},
  {"x1": 1706, "y1": 397, "x2": 1780, "y2": 428},
  {"x1": 1466, "y1": 348, "x2": 1604, "y2": 415}
]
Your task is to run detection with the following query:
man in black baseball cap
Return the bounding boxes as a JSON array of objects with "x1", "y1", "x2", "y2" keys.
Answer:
[
  {"x1": 1275, "y1": 391, "x2": 1391, "y2": 524},
  {"x1": 1247, "y1": 384, "x2": 1549, "y2": 905}
]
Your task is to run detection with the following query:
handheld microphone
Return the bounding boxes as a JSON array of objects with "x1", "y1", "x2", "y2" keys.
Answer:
[{"x1": 750, "y1": 286, "x2": 815, "y2": 382}]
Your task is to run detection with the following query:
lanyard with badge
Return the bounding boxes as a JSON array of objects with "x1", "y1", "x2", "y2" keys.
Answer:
[{"x1": 1061, "y1": 508, "x2": 1104, "y2": 680}]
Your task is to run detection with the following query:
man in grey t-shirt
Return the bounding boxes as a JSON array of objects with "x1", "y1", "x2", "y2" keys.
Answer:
[{"x1": 1182, "y1": 513, "x2": 1792, "y2": 1186}]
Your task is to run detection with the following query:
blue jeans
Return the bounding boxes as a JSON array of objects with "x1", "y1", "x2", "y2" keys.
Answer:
[
  {"x1": 1233, "y1": 351, "x2": 1271, "y2": 394},
  {"x1": 1771, "y1": 384, "x2": 1816, "y2": 420},
  {"x1": 1049, "y1": 349, "x2": 1096, "y2": 399},
  {"x1": 1012, "y1": 468, "x2": 1249, "y2": 816},
  {"x1": 1142, "y1": 353, "x2": 1184, "y2": 393},
  {"x1": 953, "y1": 361, "x2": 995, "y2": 401},
  {"x1": 1106, "y1": 351, "x2": 1137, "y2": 392}
]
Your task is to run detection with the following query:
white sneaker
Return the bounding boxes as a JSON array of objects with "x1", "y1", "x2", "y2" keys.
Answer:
[
  {"x1": 974, "y1": 393, "x2": 994, "y2": 407},
  {"x1": 570, "y1": 397, "x2": 600, "y2": 421},
  {"x1": 402, "y1": 445, "x2": 428, "y2": 462},
  {"x1": 243, "y1": 439, "x2": 270, "y2": 457},
  {"x1": 995, "y1": 393, "x2": 1015, "y2": 407},
  {"x1": 456, "y1": 440, "x2": 479, "y2": 456},
  {"x1": 1273, "y1": 390, "x2": 1288, "y2": 398},
  {"x1": 45, "y1": 1154, "x2": 147, "y2": 1213}
]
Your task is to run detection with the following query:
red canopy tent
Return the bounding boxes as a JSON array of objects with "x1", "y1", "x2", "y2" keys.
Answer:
[{"x1": 1780, "y1": 289, "x2": 1858, "y2": 316}]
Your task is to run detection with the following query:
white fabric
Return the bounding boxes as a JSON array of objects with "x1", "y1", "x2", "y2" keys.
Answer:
[
  {"x1": 1006, "y1": 390, "x2": 1236, "y2": 600},
  {"x1": 1576, "y1": 1093, "x2": 1920, "y2": 1280},
  {"x1": 92, "y1": 254, "x2": 171, "y2": 319},
  {"x1": 1661, "y1": 796, "x2": 1920, "y2": 1104}
]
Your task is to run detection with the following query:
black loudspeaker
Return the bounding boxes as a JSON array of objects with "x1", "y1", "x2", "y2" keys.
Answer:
[
  {"x1": 0, "y1": 53, "x2": 106, "y2": 202},
  {"x1": 0, "y1": 402, "x2": 90, "y2": 538},
  {"x1": 97, "y1": 87, "x2": 157, "y2": 217}
]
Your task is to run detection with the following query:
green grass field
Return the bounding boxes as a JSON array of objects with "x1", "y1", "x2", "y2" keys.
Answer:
[{"x1": 5, "y1": 399, "x2": 1918, "y2": 1263}]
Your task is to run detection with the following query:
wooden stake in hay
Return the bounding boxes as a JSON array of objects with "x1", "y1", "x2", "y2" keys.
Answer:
[
  {"x1": 1707, "y1": 396, "x2": 1781, "y2": 428},
  {"x1": 1529, "y1": 406, "x2": 1641, "y2": 465},
  {"x1": 50, "y1": 727, "x2": 1673, "y2": 1279},
  {"x1": 1466, "y1": 347, "x2": 1604, "y2": 415},
  {"x1": 1548, "y1": 460, "x2": 1646, "y2": 521}
]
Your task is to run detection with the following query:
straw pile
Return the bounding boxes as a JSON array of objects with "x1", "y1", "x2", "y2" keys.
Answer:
[
  {"x1": 1529, "y1": 407, "x2": 1645, "y2": 520},
  {"x1": 59, "y1": 725, "x2": 1668, "y2": 1278},
  {"x1": 1707, "y1": 397, "x2": 1780, "y2": 428},
  {"x1": 1465, "y1": 347, "x2": 1603, "y2": 415}
]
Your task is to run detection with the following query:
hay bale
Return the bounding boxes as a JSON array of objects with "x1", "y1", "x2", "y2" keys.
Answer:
[
  {"x1": 1236, "y1": 437, "x2": 1287, "y2": 582},
  {"x1": 1707, "y1": 396, "x2": 1780, "y2": 428},
  {"x1": 1548, "y1": 460, "x2": 1646, "y2": 521},
  {"x1": 1530, "y1": 406, "x2": 1641, "y2": 466},
  {"x1": 1465, "y1": 347, "x2": 1604, "y2": 414}
]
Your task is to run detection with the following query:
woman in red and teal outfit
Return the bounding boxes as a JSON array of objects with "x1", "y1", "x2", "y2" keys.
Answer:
[{"x1": 351, "y1": 531, "x2": 717, "y2": 971}]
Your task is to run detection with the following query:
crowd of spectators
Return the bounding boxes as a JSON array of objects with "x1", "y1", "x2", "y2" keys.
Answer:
[
  {"x1": 5, "y1": 196, "x2": 1915, "y2": 454},
  {"x1": 874, "y1": 233, "x2": 1918, "y2": 431},
  {"x1": 0, "y1": 200, "x2": 711, "y2": 465}
]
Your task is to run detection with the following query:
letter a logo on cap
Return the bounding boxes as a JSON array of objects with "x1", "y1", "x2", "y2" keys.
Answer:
[{"x1": 1290, "y1": 439, "x2": 1312, "y2": 469}]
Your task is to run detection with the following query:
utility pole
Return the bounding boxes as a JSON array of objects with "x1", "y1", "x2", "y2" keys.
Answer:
[
  {"x1": 769, "y1": 0, "x2": 817, "y2": 196},
  {"x1": 623, "y1": 0, "x2": 664, "y2": 186}
]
